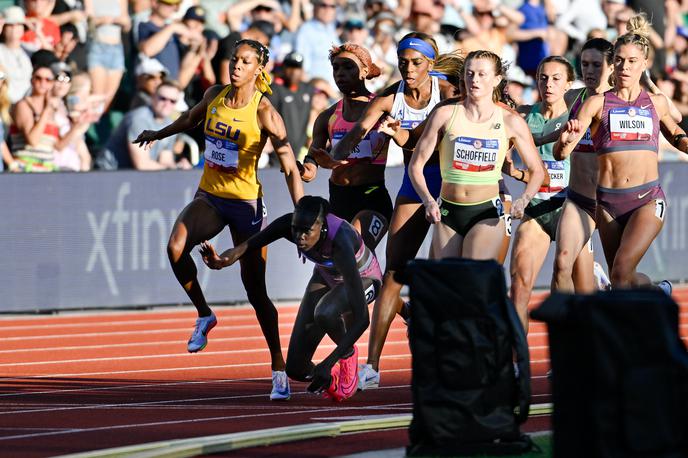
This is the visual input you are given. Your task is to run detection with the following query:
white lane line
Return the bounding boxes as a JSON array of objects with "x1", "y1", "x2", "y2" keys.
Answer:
[
  {"x1": 0, "y1": 368, "x2": 414, "y2": 399},
  {"x1": 0, "y1": 330, "x2": 409, "y2": 355},
  {"x1": 0, "y1": 339, "x2": 413, "y2": 367},
  {"x1": 0, "y1": 358, "x2": 413, "y2": 381},
  {"x1": 2, "y1": 327, "x2": 548, "y2": 343},
  {"x1": 0, "y1": 401, "x2": 413, "y2": 442},
  {"x1": 0, "y1": 323, "x2": 300, "y2": 342},
  {"x1": 1, "y1": 385, "x2": 412, "y2": 417}
]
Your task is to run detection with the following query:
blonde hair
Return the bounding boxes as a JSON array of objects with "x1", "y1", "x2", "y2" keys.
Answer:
[
  {"x1": 0, "y1": 65, "x2": 10, "y2": 126},
  {"x1": 433, "y1": 49, "x2": 464, "y2": 88},
  {"x1": 615, "y1": 13, "x2": 652, "y2": 58}
]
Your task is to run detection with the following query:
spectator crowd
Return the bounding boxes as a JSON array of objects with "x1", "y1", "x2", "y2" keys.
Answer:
[{"x1": 0, "y1": 0, "x2": 687, "y2": 172}]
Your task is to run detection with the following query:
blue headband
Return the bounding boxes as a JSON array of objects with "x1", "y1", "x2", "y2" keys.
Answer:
[{"x1": 397, "y1": 38, "x2": 436, "y2": 60}]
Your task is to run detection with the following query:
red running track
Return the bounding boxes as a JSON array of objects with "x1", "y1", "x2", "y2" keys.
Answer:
[{"x1": 1, "y1": 289, "x2": 686, "y2": 457}]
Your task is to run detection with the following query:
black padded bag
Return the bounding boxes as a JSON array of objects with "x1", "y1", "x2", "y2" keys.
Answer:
[
  {"x1": 531, "y1": 290, "x2": 688, "y2": 458},
  {"x1": 405, "y1": 258, "x2": 532, "y2": 456}
]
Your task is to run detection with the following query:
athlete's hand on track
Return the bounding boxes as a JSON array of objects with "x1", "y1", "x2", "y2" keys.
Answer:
[
  {"x1": 310, "y1": 147, "x2": 349, "y2": 170},
  {"x1": 376, "y1": 116, "x2": 400, "y2": 136},
  {"x1": 423, "y1": 200, "x2": 441, "y2": 224},
  {"x1": 307, "y1": 361, "x2": 333, "y2": 394},
  {"x1": 133, "y1": 130, "x2": 159, "y2": 150}
]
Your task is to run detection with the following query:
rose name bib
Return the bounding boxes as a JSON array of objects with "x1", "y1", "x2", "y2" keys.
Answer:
[
  {"x1": 609, "y1": 106, "x2": 653, "y2": 141},
  {"x1": 204, "y1": 134, "x2": 239, "y2": 171}
]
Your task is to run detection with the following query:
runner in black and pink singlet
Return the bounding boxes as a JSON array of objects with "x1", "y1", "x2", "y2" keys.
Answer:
[
  {"x1": 554, "y1": 15, "x2": 688, "y2": 291},
  {"x1": 300, "y1": 43, "x2": 392, "y2": 247},
  {"x1": 199, "y1": 196, "x2": 386, "y2": 402}
]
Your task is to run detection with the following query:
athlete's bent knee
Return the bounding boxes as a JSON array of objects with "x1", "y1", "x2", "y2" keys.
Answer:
[{"x1": 285, "y1": 361, "x2": 311, "y2": 382}]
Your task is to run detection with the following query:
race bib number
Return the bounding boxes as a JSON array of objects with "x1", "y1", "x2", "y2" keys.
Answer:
[
  {"x1": 204, "y1": 135, "x2": 239, "y2": 170},
  {"x1": 452, "y1": 136, "x2": 499, "y2": 172},
  {"x1": 332, "y1": 131, "x2": 372, "y2": 160},
  {"x1": 655, "y1": 199, "x2": 666, "y2": 221},
  {"x1": 609, "y1": 106, "x2": 653, "y2": 141},
  {"x1": 368, "y1": 214, "x2": 384, "y2": 242},
  {"x1": 504, "y1": 213, "x2": 512, "y2": 236}
]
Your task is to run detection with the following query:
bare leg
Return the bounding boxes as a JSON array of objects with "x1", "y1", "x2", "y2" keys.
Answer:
[
  {"x1": 461, "y1": 218, "x2": 506, "y2": 261},
  {"x1": 553, "y1": 200, "x2": 596, "y2": 292},
  {"x1": 601, "y1": 202, "x2": 664, "y2": 288},
  {"x1": 233, "y1": 231, "x2": 286, "y2": 371},
  {"x1": 509, "y1": 218, "x2": 552, "y2": 331},
  {"x1": 366, "y1": 199, "x2": 430, "y2": 371},
  {"x1": 167, "y1": 198, "x2": 226, "y2": 317}
]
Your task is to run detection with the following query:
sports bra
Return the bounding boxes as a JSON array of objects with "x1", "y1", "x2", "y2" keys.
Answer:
[
  {"x1": 327, "y1": 96, "x2": 387, "y2": 165},
  {"x1": 592, "y1": 89, "x2": 659, "y2": 155},
  {"x1": 387, "y1": 76, "x2": 441, "y2": 159},
  {"x1": 439, "y1": 103, "x2": 509, "y2": 186}
]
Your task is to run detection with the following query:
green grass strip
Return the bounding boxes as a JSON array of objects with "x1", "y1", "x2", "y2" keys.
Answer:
[{"x1": 55, "y1": 403, "x2": 552, "y2": 458}]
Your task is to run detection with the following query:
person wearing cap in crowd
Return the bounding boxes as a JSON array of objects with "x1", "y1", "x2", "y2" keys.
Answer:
[
  {"x1": 50, "y1": 61, "x2": 92, "y2": 171},
  {"x1": 83, "y1": 0, "x2": 130, "y2": 110},
  {"x1": 341, "y1": 16, "x2": 368, "y2": 46},
  {"x1": 295, "y1": 0, "x2": 340, "y2": 89},
  {"x1": 178, "y1": 5, "x2": 218, "y2": 104},
  {"x1": 215, "y1": 19, "x2": 275, "y2": 85},
  {"x1": 268, "y1": 51, "x2": 314, "y2": 161},
  {"x1": 9, "y1": 51, "x2": 61, "y2": 172},
  {"x1": 21, "y1": 0, "x2": 62, "y2": 54},
  {"x1": 130, "y1": 57, "x2": 169, "y2": 110},
  {"x1": 138, "y1": 0, "x2": 188, "y2": 82},
  {"x1": 0, "y1": 6, "x2": 33, "y2": 104},
  {"x1": 102, "y1": 79, "x2": 187, "y2": 170}
]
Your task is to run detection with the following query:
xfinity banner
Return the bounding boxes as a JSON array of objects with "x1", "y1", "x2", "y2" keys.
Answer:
[{"x1": 1, "y1": 164, "x2": 687, "y2": 312}]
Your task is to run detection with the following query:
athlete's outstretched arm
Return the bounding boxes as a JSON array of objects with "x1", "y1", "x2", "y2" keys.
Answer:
[
  {"x1": 199, "y1": 214, "x2": 293, "y2": 269},
  {"x1": 258, "y1": 99, "x2": 305, "y2": 205},
  {"x1": 504, "y1": 109, "x2": 546, "y2": 219},
  {"x1": 330, "y1": 87, "x2": 396, "y2": 160},
  {"x1": 408, "y1": 105, "x2": 453, "y2": 224},
  {"x1": 133, "y1": 85, "x2": 223, "y2": 148},
  {"x1": 307, "y1": 225, "x2": 370, "y2": 392},
  {"x1": 553, "y1": 94, "x2": 603, "y2": 160},
  {"x1": 303, "y1": 104, "x2": 340, "y2": 174}
]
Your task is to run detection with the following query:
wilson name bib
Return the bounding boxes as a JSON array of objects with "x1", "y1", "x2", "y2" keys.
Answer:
[{"x1": 609, "y1": 106, "x2": 653, "y2": 141}]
